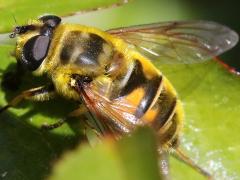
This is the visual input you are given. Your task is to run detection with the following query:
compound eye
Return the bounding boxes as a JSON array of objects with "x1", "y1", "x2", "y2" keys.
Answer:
[
  {"x1": 22, "y1": 35, "x2": 50, "y2": 71},
  {"x1": 39, "y1": 15, "x2": 61, "y2": 28}
]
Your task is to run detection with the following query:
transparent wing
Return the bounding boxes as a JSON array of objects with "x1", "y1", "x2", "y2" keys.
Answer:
[
  {"x1": 107, "y1": 21, "x2": 239, "y2": 64},
  {"x1": 79, "y1": 83, "x2": 140, "y2": 135}
]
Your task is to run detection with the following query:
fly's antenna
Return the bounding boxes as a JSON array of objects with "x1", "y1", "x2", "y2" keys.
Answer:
[
  {"x1": 12, "y1": 13, "x2": 18, "y2": 26},
  {"x1": 9, "y1": 13, "x2": 19, "y2": 38}
]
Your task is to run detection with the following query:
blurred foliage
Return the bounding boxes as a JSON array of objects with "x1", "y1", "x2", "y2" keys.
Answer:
[
  {"x1": 49, "y1": 127, "x2": 161, "y2": 180},
  {"x1": 0, "y1": 0, "x2": 122, "y2": 33},
  {"x1": 0, "y1": 0, "x2": 240, "y2": 180}
]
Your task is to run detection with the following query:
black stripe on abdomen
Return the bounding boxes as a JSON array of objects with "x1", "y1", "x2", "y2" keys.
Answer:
[
  {"x1": 158, "y1": 113, "x2": 178, "y2": 146},
  {"x1": 119, "y1": 60, "x2": 147, "y2": 97},
  {"x1": 119, "y1": 60, "x2": 163, "y2": 119},
  {"x1": 152, "y1": 87, "x2": 177, "y2": 131},
  {"x1": 135, "y1": 76, "x2": 162, "y2": 118}
]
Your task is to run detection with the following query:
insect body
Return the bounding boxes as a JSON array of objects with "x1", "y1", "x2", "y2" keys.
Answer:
[
  {"x1": 9, "y1": 15, "x2": 184, "y2": 147},
  {"x1": 0, "y1": 15, "x2": 238, "y2": 179}
]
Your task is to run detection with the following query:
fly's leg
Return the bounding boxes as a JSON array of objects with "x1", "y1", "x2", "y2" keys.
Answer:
[
  {"x1": 173, "y1": 148, "x2": 212, "y2": 180},
  {"x1": 0, "y1": 84, "x2": 55, "y2": 113},
  {"x1": 41, "y1": 74, "x2": 93, "y2": 131},
  {"x1": 41, "y1": 105, "x2": 88, "y2": 130},
  {"x1": 41, "y1": 104, "x2": 102, "y2": 136},
  {"x1": 158, "y1": 150, "x2": 170, "y2": 180},
  {"x1": 41, "y1": 104, "x2": 102, "y2": 146}
]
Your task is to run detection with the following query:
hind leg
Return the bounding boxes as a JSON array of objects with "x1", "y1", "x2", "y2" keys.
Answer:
[
  {"x1": 158, "y1": 150, "x2": 171, "y2": 180},
  {"x1": 172, "y1": 148, "x2": 212, "y2": 179}
]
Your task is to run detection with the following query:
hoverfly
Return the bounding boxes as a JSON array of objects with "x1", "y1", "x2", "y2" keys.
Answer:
[{"x1": 0, "y1": 6, "x2": 238, "y2": 180}]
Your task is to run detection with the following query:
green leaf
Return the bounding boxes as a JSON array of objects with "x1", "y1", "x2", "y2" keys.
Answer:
[
  {"x1": 49, "y1": 127, "x2": 161, "y2": 180},
  {"x1": 159, "y1": 61, "x2": 240, "y2": 180},
  {"x1": 0, "y1": 0, "x2": 122, "y2": 33},
  {"x1": 116, "y1": 127, "x2": 161, "y2": 180}
]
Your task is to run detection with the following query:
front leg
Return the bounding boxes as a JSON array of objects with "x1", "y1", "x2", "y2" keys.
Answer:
[
  {"x1": 41, "y1": 104, "x2": 88, "y2": 130},
  {"x1": 0, "y1": 84, "x2": 55, "y2": 113},
  {"x1": 40, "y1": 102, "x2": 102, "y2": 138}
]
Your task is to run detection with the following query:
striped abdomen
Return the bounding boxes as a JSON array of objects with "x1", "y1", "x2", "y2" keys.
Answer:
[{"x1": 110, "y1": 58, "x2": 183, "y2": 149}]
